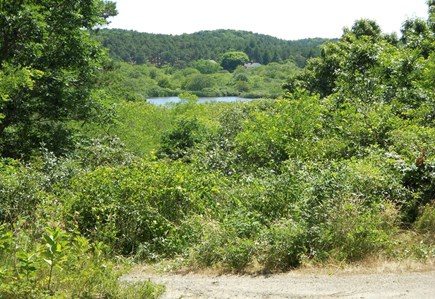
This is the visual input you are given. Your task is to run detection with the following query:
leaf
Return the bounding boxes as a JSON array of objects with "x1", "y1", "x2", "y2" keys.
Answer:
[
  {"x1": 43, "y1": 234, "x2": 55, "y2": 247},
  {"x1": 0, "y1": 228, "x2": 13, "y2": 250},
  {"x1": 43, "y1": 258, "x2": 53, "y2": 266}
]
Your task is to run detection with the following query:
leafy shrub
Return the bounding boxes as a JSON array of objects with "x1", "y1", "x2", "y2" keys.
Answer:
[
  {"x1": 223, "y1": 238, "x2": 255, "y2": 271},
  {"x1": 385, "y1": 126, "x2": 435, "y2": 222},
  {"x1": 310, "y1": 197, "x2": 397, "y2": 262},
  {"x1": 414, "y1": 203, "x2": 435, "y2": 236},
  {"x1": 187, "y1": 218, "x2": 257, "y2": 272},
  {"x1": 189, "y1": 221, "x2": 227, "y2": 268},
  {"x1": 114, "y1": 101, "x2": 173, "y2": 156},
  {"x1": 63, "y1": 160, "x2": 225, "y2": 257},
  {"x1": 0, "y1": 159, "x2": 46, "y2": 224},
  {"x1": 401, "y1": 162, "x2": 435, "y2": 222},
  {"x1": 222, "y1": 209, "x2": 263, "y2": 239},
  {"x1": 257, "y1": 219, "x2": 307, "y2": 271},
  {"x1": 235, "y1": 94, "x2": 324, "y2": 167},
  {"x1": 0, "y1": 224, "x2": 163, "y2": 299},
  {"x1": 345, "y1": 151, "x2": 412, "y2": 205},
  {"x1": 118, "y1": 281, "x2": 165, "y2": 299},
  {"x1": 158, "y1": 117, "x2": 208, "y2": 160},
  {"x1": 76, "y1": 136, "x2": 136, "y2": 168}
]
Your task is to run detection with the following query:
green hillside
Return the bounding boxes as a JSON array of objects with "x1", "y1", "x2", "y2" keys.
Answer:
[{"x1": 94, "y1": 28, "x2": 332, "y2": 67}]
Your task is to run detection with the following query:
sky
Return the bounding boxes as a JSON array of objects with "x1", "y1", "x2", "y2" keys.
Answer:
[{"x1": 107, "y1": 0, "x2": 429, "y2": 40}]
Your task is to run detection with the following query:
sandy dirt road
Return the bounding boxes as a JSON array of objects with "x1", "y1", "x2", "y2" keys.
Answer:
[{"x1": 121, "y1": 266, "x2": 435, "y2": 298}]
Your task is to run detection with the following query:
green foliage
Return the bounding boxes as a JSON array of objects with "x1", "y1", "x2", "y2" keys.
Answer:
[
  {"x1": 182, "y1": 73, "x2": 216, "y2": 91},
  {"x1": 76, "y1": 136, "x2": 137, "y2": 168},
  {"x1": 192, "y1": 59, "x2": 222, "y2": 74},
  {"x1": 0, "y1": 63, "x2": 42, "y2": 119},
  {"x1": 0, "y1": 0, "x2": 115, "y2": 158},
  {"x1": 286, "y1": 17, "x2": 434, "y2": 119},
  {"x1": 63, "y1": 160, "x2": 225, "y2": 257},
  {"x1": 310, "y1": 198, "x2": 397, "y2": 262},
  {"x1": 258, "y1": 219, "x2": 307, "y2": 270},
  {"x1": 109, "y1": 101, "x2": 173, "y2": 156},
  {"x1": 42, "y1": 226, "x2": 69, "y2": 293},
  {"x1": 220, "y1": 51, "x2": 250, "y2": 72},
  {"x1": 187, "y1": 218, "x2": 257, "y2": 271},
  {"x1": 158, "y1": 117, "x2": 208, "y2": 160},
  {"x1": 95, "y1": 29, "x2": 329, "y2": 67},
  {"x1": 415, "y1": 203, "x2": 435, "y2": 236},
  {"x1": 235, "y1": 94, "x2": 324, "y2": 167},
  {"x1": 0, "y1": 223, "x2": 163, "y2": 299},
  {"x1": 0, "y1": 159, "x2": 47, "y2": 223},
  {"x1": 97, "y1": 59, "x2": 301, "y2": 101},
  {"x1": 2, "y1": 1, "x2": 435, "y2": 285}
]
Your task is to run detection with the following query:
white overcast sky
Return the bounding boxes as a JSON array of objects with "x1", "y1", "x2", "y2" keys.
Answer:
[{"x1": 108, "y1": 0, "x2": 429, "y2": 40}]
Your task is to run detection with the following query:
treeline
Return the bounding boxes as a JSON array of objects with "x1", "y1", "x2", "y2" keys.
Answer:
[{"x1": 94, "y1": 28, "x2": 331, "y2": 67}]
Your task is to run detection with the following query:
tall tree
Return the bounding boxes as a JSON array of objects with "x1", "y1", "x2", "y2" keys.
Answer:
[
  {"x1": 285, "y1": 19, "x2": 396, "y2": 98},
  {"x1": 220, "y1": 51, "x2": 249, "y2": 72},
  {"x1": 0, "y1": 0, "x2": 116, "y2": 158}
]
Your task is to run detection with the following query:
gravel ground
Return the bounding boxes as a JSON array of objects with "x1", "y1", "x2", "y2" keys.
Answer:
[{"x1": 121, "y1": 266, "x2": 435, "y2": 298}]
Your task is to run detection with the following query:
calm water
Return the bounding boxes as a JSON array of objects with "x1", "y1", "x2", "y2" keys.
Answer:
[{"x1": 147, "y1": 96, "x2": 253, "y2": 105}]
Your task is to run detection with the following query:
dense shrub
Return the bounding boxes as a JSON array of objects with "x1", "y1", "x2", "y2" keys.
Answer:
[
  {"x1": 0, "y1": 224, "x2": 164, "y2": 299},
  {"x1": 158, "y1": 117, "x2": 208, "y2": 160},
  {"x1": 63, "y1": 160, "x2": 226, "y2": 257},
  {"x1": 0, "y1": 159, "x2": 47, "y2": 224},
  {"x1": 310, "y1": 198, "x2": 397, "y2": 262},
  {"x1": 257, "y1": 219, "x2": 307, "y2": 270},
  {"x1": 2, "y1": 2, "x2": 435, "y2": 282},
  {"x1": 415, "y1": 203, "x2": 435, "y2": 236}
]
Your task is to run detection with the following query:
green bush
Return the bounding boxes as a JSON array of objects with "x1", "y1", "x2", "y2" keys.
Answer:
[
  {"x1": 257, "y1": 219, "x2": 307, "y2": 271},
  {"x1": 113, "y1": 101, "x2": 173, "y2": 156},
  {"x1": 0, "y1": 224, "x2": 163, "y2": 299},
  {"x1": 235, "y1": 94, "x2": 324, "y2": 167},
  {"x1": 187, "y1": 218, "x2": 257, "y2": 272},
  {"x1": 311, "y1": 197, "x2": 397, "y2": 262},
  {"x1": 415, "y1": 203, "x2": 435, "y2": 236},
  {"x1": 189, "y1": 220, "x2": 227, "y2": 268},
  {"x1": 158, "y1": 117, "x2": 208, "y2": 160},
  {"x1": 63, "y1": 160, "x2": 225, "y2": 257},
  {"x1": 223, "y1": 238, "x2": 255, "y2": 271},
  {"x1": 0, "y1": 159, "x2": 46, "y2": 224}
]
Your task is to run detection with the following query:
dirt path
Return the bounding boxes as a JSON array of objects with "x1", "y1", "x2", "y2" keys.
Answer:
[{"x1": 121, "y1": 266, "x2": 435, "y2": 298}]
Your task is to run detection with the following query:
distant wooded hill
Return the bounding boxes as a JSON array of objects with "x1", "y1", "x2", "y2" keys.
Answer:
[{"x1": 94, "y1": 29, "x2": 333, "y2": 67}]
